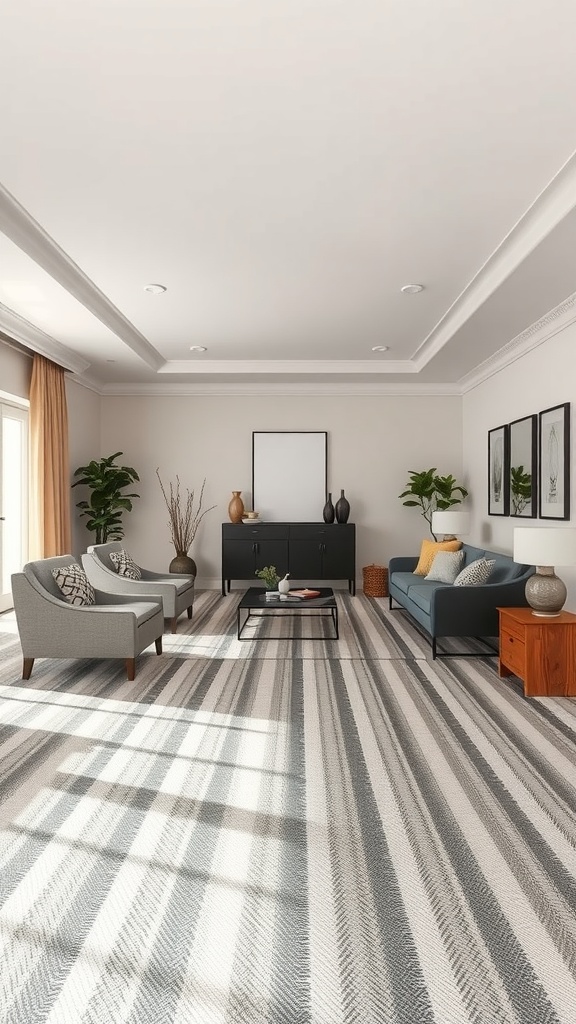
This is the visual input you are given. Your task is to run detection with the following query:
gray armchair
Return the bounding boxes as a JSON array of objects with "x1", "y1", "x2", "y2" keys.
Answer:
[
  {"x1": 82, "y1": 541, "x2": 195, "y2": 633},
  {"x1": 11, "y1": 555, "x2": 164, "y2": 681}
]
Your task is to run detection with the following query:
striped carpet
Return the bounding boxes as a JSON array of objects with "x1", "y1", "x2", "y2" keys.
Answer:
[{"x1": 0, "y1": 593, "x2": 575, "y2": 1023}]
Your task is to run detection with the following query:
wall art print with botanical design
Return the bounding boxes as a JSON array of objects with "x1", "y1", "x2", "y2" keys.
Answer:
[
  {"x1": 539, "y1": 402, "x2": 570, "y2": 520},
  {"x1": 508, "y1": 413, "x2": 537, "y2": 518},
  {"x1": 488, "y1": 423, "x2": 509, "y2": 516}
]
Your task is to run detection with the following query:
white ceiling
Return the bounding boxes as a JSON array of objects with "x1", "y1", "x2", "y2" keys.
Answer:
[{"x1": 2, "y1": 0, "x2": 576, "y2": 392}]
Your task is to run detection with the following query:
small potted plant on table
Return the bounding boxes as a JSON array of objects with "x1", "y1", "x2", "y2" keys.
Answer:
[{"x1": 255, "y1": 565, "x2": 280, "y2": 590}]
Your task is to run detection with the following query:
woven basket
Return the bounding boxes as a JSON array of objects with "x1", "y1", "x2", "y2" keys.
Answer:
[{"x1": 362, "y1": 564, "x2": 388, "y2": 598}]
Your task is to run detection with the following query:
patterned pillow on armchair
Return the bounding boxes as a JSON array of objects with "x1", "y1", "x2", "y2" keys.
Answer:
[{"x1": 109, "y1": 549, "x2": 142, "y2": 580}]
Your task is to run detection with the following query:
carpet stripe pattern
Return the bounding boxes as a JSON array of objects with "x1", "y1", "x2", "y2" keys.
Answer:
[{"x1": 0, "y1": 595, "x2": 575, "y2": 1023}]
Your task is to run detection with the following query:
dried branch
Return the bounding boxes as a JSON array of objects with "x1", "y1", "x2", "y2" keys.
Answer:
[{"x1": 156, "y1": 469, "x2": 216, "y2": 554}]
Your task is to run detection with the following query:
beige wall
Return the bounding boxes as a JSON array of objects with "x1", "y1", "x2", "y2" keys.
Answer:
[
  {"x1": 99, "y1": 394, "x2": 464, "y2": 586},
  {"x1": 0, "y1": 338, "x2": 32, "y2": 401},
  {"x1": 463, "y1": 323, "x2": 576, "y2": 611}
]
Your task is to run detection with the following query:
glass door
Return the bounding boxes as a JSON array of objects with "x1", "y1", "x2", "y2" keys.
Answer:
[{"x1": 0, "y1": 403, "x2": 28, "y2": 612}]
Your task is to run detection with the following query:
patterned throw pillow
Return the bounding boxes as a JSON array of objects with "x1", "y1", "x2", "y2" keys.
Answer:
[
  {"x1": 453, "y1": 558, "x2": 496, "y2": 587},
  {"x1": 109, "y1": 549, "x2": 142, "y2": 580},
  {"x1": 414, "y1": 538, "x2": 463, "y2": 576},
  {"x1": 52, "y1": 563, "x2": 96, "y2": 606},
  {"x1": 425, "y1": 549, "x2": 464, "y2": 583}
]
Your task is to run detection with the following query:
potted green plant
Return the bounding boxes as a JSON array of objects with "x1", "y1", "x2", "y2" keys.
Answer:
[
  {"x1": 399, "y1": 468, "x2": 468, "y2": 538},
  {"x1": 255, "y1": 565, "x2": 280, "y2": 590},
  {"x1": 72, "y1": 452, "x2": 140, "y2": 543}
]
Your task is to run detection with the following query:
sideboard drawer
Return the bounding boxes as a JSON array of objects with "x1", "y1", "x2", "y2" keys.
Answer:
[{"x1": 500, "y1": 627, "x2": 526, "y2": 677}]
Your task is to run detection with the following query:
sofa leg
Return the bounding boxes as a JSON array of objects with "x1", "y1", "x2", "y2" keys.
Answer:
[
  {"x1": 187, "y1": 605, "x2": 193, "y2": 619},
  {"x1": 170, "y1": 615, "x2": 178, "y2": 633},
  {"x1": 125, "y1": 658, "x2": 136, "y2": 681},
  {"x1": 22, "y1": 657, "x2": 34, "y2": 680},
  {"x1": 389, "y1": 596, "x2": 392, "y2": 610},
  {"x1": 155, "y1": 637, "x2": 162, "y2": 655},
  {"x1": 432, "y1": 638, "x2": 437, "y2": 660}
]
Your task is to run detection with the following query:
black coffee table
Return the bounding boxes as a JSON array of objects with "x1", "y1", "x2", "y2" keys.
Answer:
[{"x1": 237, "y1": 587, "x2": 339, "y2": 640}]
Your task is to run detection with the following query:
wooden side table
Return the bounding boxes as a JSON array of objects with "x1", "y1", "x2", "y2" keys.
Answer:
[{"x1": 497, "y1": 606, "x2": 576, "y2": 697}]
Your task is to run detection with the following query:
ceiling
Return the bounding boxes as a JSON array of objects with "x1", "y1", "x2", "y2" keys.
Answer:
[{"x1": 2, "y1": 0, "x2": 576, "y2": 393}]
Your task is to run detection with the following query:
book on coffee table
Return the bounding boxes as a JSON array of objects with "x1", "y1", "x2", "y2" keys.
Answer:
[{"x1": 288, "y1": 589, "x2": 321, "y2": 599}]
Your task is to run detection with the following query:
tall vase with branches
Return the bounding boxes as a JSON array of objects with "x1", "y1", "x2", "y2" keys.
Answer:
[{"x1": 156, "y1": 469, "x2": 216, "y2": 575}]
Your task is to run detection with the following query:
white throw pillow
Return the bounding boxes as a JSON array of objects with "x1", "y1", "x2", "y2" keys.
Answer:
[
  {"x1": 109, "y1": 549, "x2": 142, "y2": 580},
  {"x1": 453, "y1": 558, "x2": 495, "y2": 587},
  {"x1": 52, "y1": 563, "x2": 96, "y2": 606},
  {"x1": 425, "y1": 549, "x2": 464, "y2": 583}
]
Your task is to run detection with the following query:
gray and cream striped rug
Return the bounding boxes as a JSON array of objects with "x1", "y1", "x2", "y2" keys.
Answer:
[{"x1": 0, "y1": 592, "x2": 575, "y2": 1023}]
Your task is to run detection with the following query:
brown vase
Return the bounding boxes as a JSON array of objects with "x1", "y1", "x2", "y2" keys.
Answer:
[
  {"x1": 228, "y1": 490, "x2": 245, "y2": 523},
  {"x1": 169, "y1": 553, "x2": 196, "y2": 576}
]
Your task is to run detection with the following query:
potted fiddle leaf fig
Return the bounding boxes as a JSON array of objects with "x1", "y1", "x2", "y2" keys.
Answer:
[
  {"x1": 72, "y1": 452, "x2": 140, "y2": 543},
  {"x1": 399, "y1": 468, "x2": 468, "y2": 538}
]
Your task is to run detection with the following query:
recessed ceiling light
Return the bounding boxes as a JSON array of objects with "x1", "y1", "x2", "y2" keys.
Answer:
[
  {"x1": 106, "y1": 359, "x2": 116, "y2": 363},
  {"x1": 189, "y1": 346, "x2": 207, "y2": 352},
  {"x1": 372, "y1": 345, "x2": 389, "y2": 352},
  {"x1": 143, "y1": 283, "x2": 167, "y2": 294},
  {"x1": 400, "y1": 283, "x2": 424, "y2": 294}
]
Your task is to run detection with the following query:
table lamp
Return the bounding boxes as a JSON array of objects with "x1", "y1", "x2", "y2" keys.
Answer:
[
  {"x1": 513, "y1": 527, "x2": 576, "y2": 616},
  {"x1": 431, "y1": 509, "x2": 470, "y2": 541}
]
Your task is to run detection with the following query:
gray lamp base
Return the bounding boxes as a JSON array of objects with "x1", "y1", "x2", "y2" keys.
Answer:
[{"x1": 525, "y1": 566, "x2": 566, "y2": 617}]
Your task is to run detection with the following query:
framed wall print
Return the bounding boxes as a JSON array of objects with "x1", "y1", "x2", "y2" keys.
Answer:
[
  {"x1": 488, "y1": 424, "x2": 509, "y2": 516},
  {"x1": 539, "y1": 402, "x2": 570, "y2": 520},
  {"x1": 252, "y1": 431, "x2": 328, "y2": 522},
  {"x1": 509, "y1": 414, "x2": 537, "y2": 518}
]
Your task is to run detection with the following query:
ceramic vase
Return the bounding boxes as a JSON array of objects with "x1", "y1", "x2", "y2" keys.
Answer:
[
  {"x1": 228, "y1": 490, "x2": 245, "y2": 523},
  {"x1": 323, "y1": 493, "x2": 335, "y2": 524},
  {"x1": 169, "y1": 552, "x2": 196, "y2": 576},
  {"x1": 278, "y1": 573, "x2": 290, "y2": 595},
  {"x1": 335, "y1": 489, "x2": 350, "y2": 524}
]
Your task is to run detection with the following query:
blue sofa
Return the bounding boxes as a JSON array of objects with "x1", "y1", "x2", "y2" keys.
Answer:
[{"x1": 388, "y1": 544, "x2": 534, "y2": 658}]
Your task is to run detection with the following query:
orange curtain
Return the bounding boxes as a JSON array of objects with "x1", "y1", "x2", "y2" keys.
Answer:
[{"x1": 29, "y1": 355, "x2": 72, "y2": 558}]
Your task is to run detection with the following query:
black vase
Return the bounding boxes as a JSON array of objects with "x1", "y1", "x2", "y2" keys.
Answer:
[
  {"x1": 323, "y1": 492, "x2": 335, "y2": 524},
  {"x1": 335, "y1": 489, "x2": 350, "y2": 524}
]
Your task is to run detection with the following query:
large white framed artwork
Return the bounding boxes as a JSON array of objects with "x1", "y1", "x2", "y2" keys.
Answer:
[{"x1": 252, "y1": 431, "x2": 327, "y2": 522}]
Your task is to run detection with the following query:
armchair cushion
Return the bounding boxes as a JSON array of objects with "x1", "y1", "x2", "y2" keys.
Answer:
[
  {"x1": 109, "y1": 548, "x2": 142, "y2": 579},
  {"x1": 51, "y1": 563, "x2": 95, "y2": 605}
]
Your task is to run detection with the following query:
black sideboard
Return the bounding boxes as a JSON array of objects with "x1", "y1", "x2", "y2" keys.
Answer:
[{"x1": 221, "y1": 522, "x2": 356, "y2": 595}]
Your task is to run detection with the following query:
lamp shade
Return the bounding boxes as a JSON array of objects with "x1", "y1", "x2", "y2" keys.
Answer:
[
  {"x1": 431, "y1": 510, "x2": 470, "y2": 535},
  {"x1": 513, "y1": 527, "x2": 576, "y2": 567}
]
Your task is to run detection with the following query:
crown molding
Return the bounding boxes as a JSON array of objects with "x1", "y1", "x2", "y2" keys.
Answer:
[
  {"x1": 157, "y1": 358, "x2": 416, "y2": 375},
  {"x1": 0, "y1": 301, "x2": 90, "y2": 374},
  {"x1": 459, "y1": 289, "x2": 576, "y2": 392},
  {"x1": 412, "y1": 151, "x2": 576, "y2": 369},
  {"x1": 94, "y1": 380, "x2": 461, "y2": 397},
  {"x1": 0, "y1": 182, "x2": 164, "y2": 372}
]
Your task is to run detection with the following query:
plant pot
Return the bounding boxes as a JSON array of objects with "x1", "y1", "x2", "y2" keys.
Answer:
[{"x1": 169, "y1": 553, "x2": 196, "y2": 576}]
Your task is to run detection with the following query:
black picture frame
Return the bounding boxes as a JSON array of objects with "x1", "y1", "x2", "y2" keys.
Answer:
[
  {"x1": 508, "y1": 414, "x2": 537, "y2": 518},
  {"x1": 538, "y1": 402, "x2": 570, "y2": 520},
  {"x1": 488, "y1": 424, "x2": 509, "y2": 516}
]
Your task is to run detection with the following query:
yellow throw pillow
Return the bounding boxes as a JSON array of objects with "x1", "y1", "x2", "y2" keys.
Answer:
[{"x1": 414, "y1": 538, "x2": 462, "y2": 576}]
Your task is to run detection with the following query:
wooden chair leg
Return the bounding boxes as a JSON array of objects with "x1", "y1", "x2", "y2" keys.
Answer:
[
  {"x1": 155, "y1": 637, "x2": 162, "y2": 655},
  {"x1": 187, "y1": 605, "x2": 193, "y2": 619},
  {"x1": 22, "y1": 657, "x2": 34, "y2": 680},
  {"x1": 125, "y1": 658, "x2": 136, "y2": 681},
  {"x1": 170, "y1": 616, "x2": 178, "y2": 633}
]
